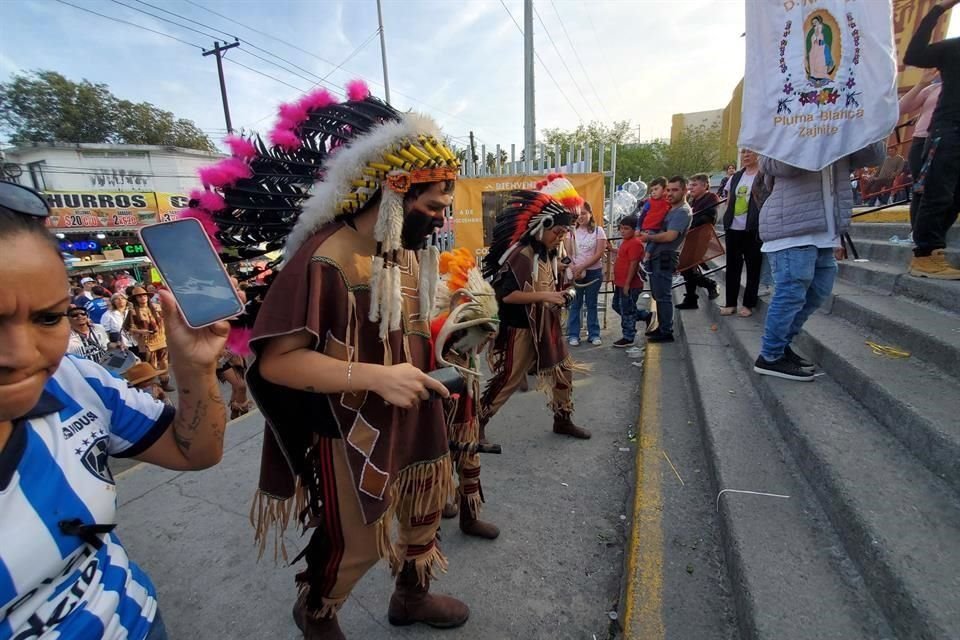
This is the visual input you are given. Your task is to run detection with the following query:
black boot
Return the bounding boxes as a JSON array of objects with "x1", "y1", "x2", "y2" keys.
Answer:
[
  {"x1": 705, "y1": 280, "x2": 720, "y2": 300},
  {"x1": 675, "y1": 295, "x2": 699, "y2": 310}
]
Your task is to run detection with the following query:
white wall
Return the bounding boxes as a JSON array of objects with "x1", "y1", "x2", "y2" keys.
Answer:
[{"x1": 6, "y1": 144, "x2": 223, "y2": 194}]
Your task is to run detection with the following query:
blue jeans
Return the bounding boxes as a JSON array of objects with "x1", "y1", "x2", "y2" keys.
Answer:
[
  {"x1": 567, "y1": 268, "x2": 602, "y2": 341},
  {"x1": 648, "y1": 253, "x2": 678, "y2": 335},
  {"x1": 760, "y1": 253, "x2": 773, "y2": 287},
  {"x1": 760, "y1": 246, "x2": 837, "y2": 361},
  {"x1": 145, "y1": 611, "x2": 168, "y2": 640},
  {"x1": 612, "y1": 287, "x2": 643, "y2": 341}
]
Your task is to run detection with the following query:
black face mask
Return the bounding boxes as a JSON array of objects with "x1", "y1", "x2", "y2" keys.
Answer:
[{"x1": 401, "y1": 210, "x2": 443, "y2": 250}]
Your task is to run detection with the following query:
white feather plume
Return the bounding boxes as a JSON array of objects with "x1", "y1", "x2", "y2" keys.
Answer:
[{"x1": 283, "y1": 112, "x2": 444, "y2": 264}]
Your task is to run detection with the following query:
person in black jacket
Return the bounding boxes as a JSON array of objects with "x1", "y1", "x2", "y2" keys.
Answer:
[
  {"x1": 676, "y1": 173, "x2": 720, "y2": 309},
  {"x1": 721, "y1": 149, "x2": 770, "y2": 317},
  {"x1": 905, "y1": 0, "x2": 960, "y2": 280}
]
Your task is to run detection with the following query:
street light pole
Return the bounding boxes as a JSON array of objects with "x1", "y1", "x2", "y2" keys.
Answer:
[
  {"x1": 523, "y1": 0, "x2": 535, "y2": 171},
  {"x1": 203, "y1": 39, "x2": 240, "y2": 134},
  {"x1": 376, "y1": 0, "x2": 391, "y2": 105}
]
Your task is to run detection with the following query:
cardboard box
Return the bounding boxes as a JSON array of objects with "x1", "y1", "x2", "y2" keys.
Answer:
[{"x1": 103, "y1": 249, "x2": 125, "y2": 261}]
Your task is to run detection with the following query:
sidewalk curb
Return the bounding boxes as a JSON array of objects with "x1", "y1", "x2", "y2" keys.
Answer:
[{"x1": 617, "y1": 344, "x2": 665, "y2": 640}]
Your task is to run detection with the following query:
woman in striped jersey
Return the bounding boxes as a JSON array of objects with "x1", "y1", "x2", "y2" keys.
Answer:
[{"x1": 0, "y1": 182, "x2": 229, "y2": 640}]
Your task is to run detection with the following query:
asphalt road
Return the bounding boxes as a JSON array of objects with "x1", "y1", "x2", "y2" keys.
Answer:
[{"x1": 114, "y1": 316, "x2": 737, "y2": 639}]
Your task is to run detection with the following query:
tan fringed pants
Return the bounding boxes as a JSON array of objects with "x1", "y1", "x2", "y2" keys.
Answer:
[
  {"x1": 297, "y1": 437, "x2": 444, "y2": 618},
  {"x1": 479, "y1": 327, "x2": 574, "y2": 429}
]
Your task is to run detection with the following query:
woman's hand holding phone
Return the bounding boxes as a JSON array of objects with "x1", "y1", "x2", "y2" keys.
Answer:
[{"x1": 158, "y1": 290, "x2": 228, "y2": 373}]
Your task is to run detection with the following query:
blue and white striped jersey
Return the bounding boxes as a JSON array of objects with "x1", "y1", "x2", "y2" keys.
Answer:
[{"x1": 0, "y1": 355, "x2": 174, "y2": 640}]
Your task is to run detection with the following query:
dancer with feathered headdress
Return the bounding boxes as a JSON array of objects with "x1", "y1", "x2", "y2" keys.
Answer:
[
  {"x1": 479, "y1": 174, "x2": 592, "y2": 441},
  {"x1": 430, "y1": 248, "x2": 501, "y2": 539},
  {"x1": 183, "y1": 80, "x2": 469, "y2": 639}
]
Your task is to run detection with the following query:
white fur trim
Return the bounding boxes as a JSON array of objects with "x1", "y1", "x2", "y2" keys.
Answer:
[
  {"x1": 283, "y1": 112, "x2": 444, "y2": 264},
  {"x1": 388, "y1": 264, "x2": 402, "y2": 332},
  {"x1": 369, "y1": 255, "x2": 384, "y2": 322},
  {"x1": 378, "y1": 187, "x2": 405, "y2": 254},
  {"x1": 418, "y1": 246, "x2": 439, "y2": 319}
]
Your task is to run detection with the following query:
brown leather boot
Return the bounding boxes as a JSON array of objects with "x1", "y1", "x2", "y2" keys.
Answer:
[
  {"x1": 387, "y1": 561, "x2": 470, "y2": 628},
  {"x1": 552, "y1": 412, "x2": 592, "y2": 439},
  {"x1": 441, "y1": 501, "x2": 459, "y2": 519},
  {"x1": 292, "y1": 600, "x2": 345, "y2": 640},
  {"x1": 458, "y1": 494, "x2": 499, "y2": 539}
]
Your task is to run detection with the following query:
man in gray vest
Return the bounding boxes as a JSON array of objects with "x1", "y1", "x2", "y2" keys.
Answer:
[{"x1": 754, "y1": 142, "x2": 885, "y2": 381}]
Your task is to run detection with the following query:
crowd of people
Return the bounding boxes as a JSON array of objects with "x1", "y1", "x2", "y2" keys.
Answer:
[
  {"x1": 56, "y1": 265, "x2": 253, "y2": 415},
  {"x1": 1, "y1": 4, "x2": 957, "y2": 640}
]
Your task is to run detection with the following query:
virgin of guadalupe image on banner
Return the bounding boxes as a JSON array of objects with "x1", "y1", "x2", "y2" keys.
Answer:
[{"x1": 739, "y1": 0, "x2": 899, "y2": 172}]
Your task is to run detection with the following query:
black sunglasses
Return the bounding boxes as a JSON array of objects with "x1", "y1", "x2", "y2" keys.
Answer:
[
  {"x1": 0, "y1": 182, "x2": 50, "y2": 218},
  {"x1": 68, "y1": 310, "x2": 88, "y2": 318}
]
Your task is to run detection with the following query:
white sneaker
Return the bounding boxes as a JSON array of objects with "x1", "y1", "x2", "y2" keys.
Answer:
[
  {"x1": 590, "y1": 338, "x2": 602, "y2": 346},
  {"x1": 569, "y1": 338, "x2": 580, "y2": 346},
  {"x1": 758, "y1": 285, "x2": 773, "y2": 297}
]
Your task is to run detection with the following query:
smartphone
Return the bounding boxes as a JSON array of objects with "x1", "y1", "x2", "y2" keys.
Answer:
[{"x1": 139, "y1": 218, "x2": 244, "y2": 328}]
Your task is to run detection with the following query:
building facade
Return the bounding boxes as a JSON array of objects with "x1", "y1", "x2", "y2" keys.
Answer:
[{"x1": 1, "y1": 142, "x2": 222, "y2": 259}]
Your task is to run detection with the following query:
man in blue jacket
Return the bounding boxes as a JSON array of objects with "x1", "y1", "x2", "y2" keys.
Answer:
[{"x1": 754, "y1": 142, "x2": 885, "y2": 381}]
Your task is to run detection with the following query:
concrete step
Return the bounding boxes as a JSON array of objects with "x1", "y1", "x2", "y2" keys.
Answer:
[
  {"x1": 825, "y1": 282, "x2": 960, "y2": 379},
  {"x1": 836, "y1": 259, "x2": 960, "y2": 315},
  {"x1": 847, "y1": 238, "x2": 960, "y2": 269},
  {"x1": 691, "y1": 301, "x2": 960, "y2": 639},
  {"x1": 849, "y1": 222, "x2": 960, "y2": 244},
  {"x1": 792, "y1": 311, "x2": 960, "y2": 493},
  {"x1": 677, "y1": 311, "x2": 894, "y2": 639}
]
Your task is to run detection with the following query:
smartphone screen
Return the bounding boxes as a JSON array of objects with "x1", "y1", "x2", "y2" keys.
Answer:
[{"x1": 139, "y1": 219, "x2": 244, "y2": 328}]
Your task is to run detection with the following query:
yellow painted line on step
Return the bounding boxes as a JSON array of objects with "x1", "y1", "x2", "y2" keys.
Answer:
[
  {"x1": 114, "y1": 409, "x2": 260, "y2": 481},
  {"x1": 851, "y1": 206, "x2": 910, "y2": 223},
  {"x1": 621, "y1": 345, "x2": 664, "y2": 639}
]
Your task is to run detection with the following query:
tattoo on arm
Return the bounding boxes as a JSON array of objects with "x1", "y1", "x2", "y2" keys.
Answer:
[{"x1": 171, "y1": 380, "x2": 224, "y2": 458}]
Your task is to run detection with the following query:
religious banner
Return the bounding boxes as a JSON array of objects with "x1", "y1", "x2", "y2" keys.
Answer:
[
  {"x1": 452, "y1": 173, "x2": 606, "y2": 256},
  {"x1": 739, "y1": 0, "x2": 899, "y2": 171}
]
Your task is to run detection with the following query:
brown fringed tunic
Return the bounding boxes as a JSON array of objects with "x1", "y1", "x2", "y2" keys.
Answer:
[
  {"x1": 246, "y1": 222, "x2": 453, "y2": 613},
  {"x1": 480, "y1": 244, "x2": 579, "y2": 423}
]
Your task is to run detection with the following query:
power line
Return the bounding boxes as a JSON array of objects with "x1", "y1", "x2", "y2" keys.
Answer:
[
  {"x1": 549, "y1": 0, "x2": 611, "y2": 120},
  {"x1": 111, "y1": 0, "x2": 348, "y2": 96},
  {"x1": 225, "y1": 59, "x2": 310, "y2": 93},
  {"x1": 236, "y1": 48, "x2": 338, "y2": 93},
  {"x1": 182, "y1": 0, "x2": 492, "y2": 132},
  {"x1": 183, "y1": 0, "x2": 345, "y2": 70},
  {"x1": 584, "y1": 11, "x2": 626, "y2": 105},
  {"x1": 243, "y1": 29, "x2": 382, "y2": 129},
  {"x1": 52, "y1": 0, "x2": 203, "y2": 49},
  {"x1": 532, "y1": 5, "x2": 597, "y2": 119},
  {"x1": 499, "y1": 0, "x2": 584, "y2": 123},
  {"x1": 108, "y1": 0, "x2": 223, "y2": 42}
]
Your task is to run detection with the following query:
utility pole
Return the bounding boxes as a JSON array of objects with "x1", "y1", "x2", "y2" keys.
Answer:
[
  {"x1": 523, "y1": 0, "x2": 535, "y2": 171},
  {"x1": 469, "y1": 131, "x2": 478, "y2": 170},
  {"x1": 203, "y1": 40, "x2": 240, "y2": 134},
  {"x1": 376, "y1": 0, "x2": 391, "y2": 105}
]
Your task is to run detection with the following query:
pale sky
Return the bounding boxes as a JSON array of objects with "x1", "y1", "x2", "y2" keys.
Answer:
[{"x1": 1, "y1": 0, "x2": 957, "y2": 151}]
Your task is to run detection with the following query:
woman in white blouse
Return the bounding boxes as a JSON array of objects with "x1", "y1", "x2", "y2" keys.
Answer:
[
  {"x1": 102, "y1": 292, "x2": 134, "y2": 350},
  {"x1": 564, "y1": 201, "x2": 607, "y2": 346}
]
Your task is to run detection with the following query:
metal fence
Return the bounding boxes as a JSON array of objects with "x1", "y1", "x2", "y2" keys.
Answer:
[{"x1": 458, "y1": 142, "x2": 620, "y2": 237}]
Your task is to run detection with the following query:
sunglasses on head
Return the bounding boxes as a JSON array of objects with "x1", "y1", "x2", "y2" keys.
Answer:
[{"x1": 0, "y1": 182, "x2": 50, "y2": 218}]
